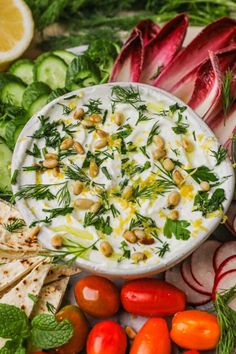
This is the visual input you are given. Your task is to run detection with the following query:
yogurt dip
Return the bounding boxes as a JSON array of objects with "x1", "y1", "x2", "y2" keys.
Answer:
[{"x1": 12, "y1": 83, "x2": 234, "y2": 276}]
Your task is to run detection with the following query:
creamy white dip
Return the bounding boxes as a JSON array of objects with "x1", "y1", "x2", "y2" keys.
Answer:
[{"x1": 12, "y1": 84, "x2": 234, "y2": 276}]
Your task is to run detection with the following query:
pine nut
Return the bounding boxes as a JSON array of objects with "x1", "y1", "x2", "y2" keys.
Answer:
[
  {"x1": 89, "y1": 114, "x2": 101, "y2": 123},
  {"x1": 51, "y1": 235, "x2": 63, "y2": 248},
  {"x1": 168, "y1": 191, "x2": 181, "y2": 207},
  {"x1": 153, "y1": 135, "x2": 165, "y2": 148},
  {"x1": 200, "y1": 181, "x2": 211, "y2": 191},
  {"x1": 173, "y1": 170, "x2": 184, "y2": 185},
  {"x1": 122, "y1": 185, "x2": 133, "y2": 200},
  {"x1": 152, "y1": 148, "x2": 166, "y2": 160},
  {"x1": 140, "y1": 237, "x2": 155, "y2": 245},
  {"x1": 124, "y1": 230, "x2": 137, "y2": 243},
  {"x1": 45, "y1": 153, "x2": 58, "y2": 160},
  {"x1": 73, "y1": 108, "x2": 85, "y2": 120},
  {"x1": 60, "y1": 138, "x2": 74, "y2": 150},
  {"x1": 81, "y1": 119, "x2": 95, "y2": 128},
  {"x1": 182, "y1": 138, "x2": 194, "y2": 152},
  {"x1": 28, "y1": 225, "x2": 40, "y2": 239},
  {"x1": 90, "y1": 201, "x2": 101, "y2": 213},
  {"x1": 133, "y1": 229, "x2": 146, "y2": 238},
  {"x1": 131, "y1": 252, "x2": 147, "y2": 263},
  {"x1": 169, "y1": 210, "x2": 179, "y2": 220},
  {"x1": 74, "y1": 199, "x2": 94, "y2": 210},
  {"x1": 114, "y1": 112, "x2": 124, "y2": 126},
  {"x1": 74, "y1": 141, "x2": 85, "y2": 154},
  {"x1": 73, "y1": 181, "x2": 84, "y2": 195},
  {"x1": 97, "y1": 129, "x2": 109, "y2": 138},
  {"x1": 89, "y1": 160, "x2": 99, "y2": 178},
  {"x1": 125, "y1": 326, "x2": 137, "y2": 340},
  {"x1": 100, "y1": 241, "x2": 113, "y2": 257},
  {"x1": 94, "y1": 139, "x2": 108, "y2": 149},
  {"x1": 43, "y1": 159, "x2": 58, "y2": 169},
  {"x1": 163, "y1": 158, "x2": 175, "y2": 171}
]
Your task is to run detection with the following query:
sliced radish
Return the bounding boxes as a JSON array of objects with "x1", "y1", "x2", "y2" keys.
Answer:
[
  {"x1": 225, "y1": 201, "x2": 236, "y2": 237},
  {"x1": 213, "y1": 241, "x2": 236, "y2": 270},
  {"x1": 216, "y1": 255, "x2": 236, "y2": 279},
  {"x1": 213, "y1": 270, "x2": 236, "y2": 310},
  {"x1": 165, "y1": 264, "x2": 211, "y2": 305},
  {"x1": 181, "y1": 257, "x2": 211, "y2": 295},
  {"x1": 191, "y1": 240, "x2": 221, "y2": 293}
]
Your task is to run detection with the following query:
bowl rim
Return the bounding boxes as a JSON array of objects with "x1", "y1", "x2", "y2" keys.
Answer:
[{"x1": 12, "y1": 82, "x2": 235, "y2": 278}]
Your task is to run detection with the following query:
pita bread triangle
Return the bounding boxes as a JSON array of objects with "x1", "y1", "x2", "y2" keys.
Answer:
[{"x1": 44, "y1": 264, "x2": 81, "y2": 285}]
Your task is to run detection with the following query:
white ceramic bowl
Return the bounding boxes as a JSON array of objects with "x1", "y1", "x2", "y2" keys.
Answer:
[{"x1": 12, "y1": 83, "x2": 235, "y2": 278}]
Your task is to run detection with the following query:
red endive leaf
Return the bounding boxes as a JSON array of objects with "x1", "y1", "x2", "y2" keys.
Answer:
[
  {"x1": 140, "y1": 14, "x2": 188, "y2": 84},
  {"x1": 188, "y1": 48, "x2": 236, "y2": 118},
  {"x1": 154, "y1": 17, "x2": 236, "y2": 91},
  {"x1": 109, "y1": 28, "x2": 144, "y2": 82},
  {"x1": 134, "y1": 20, "x2": 160, "y2": 47}
]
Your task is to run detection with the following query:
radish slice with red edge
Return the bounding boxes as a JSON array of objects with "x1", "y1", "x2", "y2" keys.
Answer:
[
  {"x1": 181, "y1": 258, "x2": 211, "y2": 295},
  {"x1": 153, "y1": 17, "x2": 236, "y2": 91},
  {"x1": 191, "y1": 240, "x2": 221, "y2": 293},
  {"x1": 165, "y1": 264, "x2": 211, "y2": 306},
  {"x1": 216, "y1": 255, "x2": 236, "y2": 279},
  {"x1": 213, "y1": 241, "x2": 236, "y2": 271},
  {"x1": 225, "y1": 201, "x2": 236, "y2": 237},
  {"x1": 140, "y1": 14, "x2": 188, "y2": 84},
  {"x1": 109, "y1": 28, "x2": 144, "y2": 82},
  {"x1": 213, "y1": 270, "x2": 236, "y2": 311}
]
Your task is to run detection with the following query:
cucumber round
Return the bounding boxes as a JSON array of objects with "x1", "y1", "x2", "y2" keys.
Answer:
[
  {"x1": 28, "y1": 94, "x2": 50, "y2": 117},
  {"x1": 0, "y1": 73, "x2": 23, "y2": 90},
  {"x1": 34, "y1": 54, "x2": 68, "y2": 90},
  {"x1": 53, "y1": 50, "x2": 77, "y2": 65},
  {"x1": 22, "y1": 82, "x2": 51, "y2": 110},
  {"x1": 0, "y1": 138, "x2": 12, "y2": 192},
  {"x1": 9, "y1": 59, "x2": 34, "y2": 85},
  {"x1": 1, "y1": 81, "x2": 26, "y2": 107}
]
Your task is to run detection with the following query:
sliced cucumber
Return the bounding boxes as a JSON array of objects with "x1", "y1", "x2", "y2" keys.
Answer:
[
  {"x1": 0, "y1": 73, "x2": 24, "y2": 90},
  {"x1": 9, "y1": 59, "x2": 34, "y2": 85},
  {"x1": 47, "y1": 87, "x2": 68, "y2": 103},
  {"x1": 53, "y1": 50, "x2": 77, "y2": 65},
  {"x1": 28, "y1": 94, "x2": 50, "y2": 117},
  {"x1": 34, "y1": 54, "x2": 67, "y2": 90},
  {"x1": 22, "y1": 82, "x2": 51, "y2": 110},
  {"x1": 0, "y1": 138, "x2": 12, "y2": 192},
  {"x1": 1, "y1": 81, "x2": 26, "y2": 107}
]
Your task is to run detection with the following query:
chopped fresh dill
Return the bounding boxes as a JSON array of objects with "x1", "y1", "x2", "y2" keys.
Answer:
[
  {"x1": 172, "y1": 113, "x2": 189, "y2": 135},
  {"x1": 32, "y1": 115, "x2": 61, "y2": 148},
  {"x1": 46, "y1": 302, "x2": 56, "y2": 314},
  {"x1": 11, "y1": 183, "x2": 59, "y2": 202},
  {"x1": 123, "y1": 160, "x2": 151, "y2": 177},
  {"x1": 63, "y1": 95, "x2": 77, "y2": 100},
  {"x1": 57, "y1": 103, "x2": 73, "y2": 115},
  {"x1": 11, "y1": 169, "x2": 19, "y2": 185},
  {"x1": 110, "y1": 204, "x2": 120, "y2": 217},
  {"x1": 118, "y1": 241, "x2": 130, "y2": 262},
  {"x1": 82, "y1": 151, "x2": 104, "y2": 168},
  {"x1": 59, "y1": 149, "x2": 77, "y2": 160},
  {"x1": 30, "y1": 206, "x2": 73, "y2": 226},
  {"x1": 140, "y1": 146, "x2": 150, "y2": 158},
  {"x1": 84, "y1": 98, "x2": 102, "y2": 115},
  {"x1": 111, "y1": 85, "x2": 143, "y2": 109},
  {"x1": 154, "y1": 163, "x2": 177, "y2": 189},
  {"x1": 171, "y1": 148, "x2": 180, "y2": 157},
  {"x1": 61, "y1": 121, "x2": 80, "y2": 136},
  {"x1": 66, "y1": 162, "x2": 104, "y2": 188},
  {"x1": 210, "y1": 145, "x2": 228, "y2": 166},
  {"x1": 3, "y1": 218, "x2": 26, "y2": 232},
  {"x1": 150, "y1": 65, "x2": 163, "y2": 80},
  {"x1": 147, "y1": 122, "x2": 160, "y2": 145},
  {"x1": 112, "y1": 124, "x2": 133, "y2": 140},
  {"x1": 136, "y1": 105, "x2": 152, "y2": 125},
  {"x1": 102, "y1": 109, "x2": 108, "y2": 124},
  {"x1": 26, "y1": 144, "x2": 41, "y2": 158},
  {"x1": 101, "y1": 166, "x2": 112, "y2": 180},
  {"x1": 156, "y1": 241, "x2": 170, "y2": 258},
  {"x1": 129, "y1": 212, "x2": 157, "y2": 230},
  {"x1": 83, "y1": 212, "x2": 112, "y2": 235},
  {"x1": 56, "y1": 182, "x2": 71, "y2": 206},
  {"x1": 23, "y1": 165, "x2": 46, "y2": 172}
]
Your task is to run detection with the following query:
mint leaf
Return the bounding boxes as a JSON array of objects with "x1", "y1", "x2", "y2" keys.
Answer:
[
  {"x1": 0, "y1": 304, "x2": 29, "y2": 339},
  {"x1": 31, "y1": 314, "x2": 73, "y2": 349},
  {"x1": 0, "y1": 339, "x2": 26, "y2": 354},
  {"x1": 164, "y1": 218, "x2": 191, "y2": 240},
  {"x1": 193, "y1": 188, "x2": 226, "y2": 217}
]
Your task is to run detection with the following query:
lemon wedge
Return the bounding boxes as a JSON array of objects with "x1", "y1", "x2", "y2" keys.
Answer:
[{"x1": 0, "y1": 0, "x2": 34, "y2": 69}]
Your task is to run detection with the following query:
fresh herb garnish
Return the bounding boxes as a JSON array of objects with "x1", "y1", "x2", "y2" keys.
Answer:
[
  {"x1": 110, "y1": 204, "x2": 120, "y2": 217},
  {"x1": 129, "y1": 212, "x2": 157, "y2": 230},
  {"x1": 66, "y1": 162, "x2": 104, "y2": 188},
  {"x1": 136, "y1": 108, "x2": 152, "y2": 125},
  {"x1": 221, "y1": 69, "x2": 234, "y2": 119},
  {"x1": 123, "y1": 160, "x2": 151, "y2": 178},
  {"x1": 155, "y1": 163, "x2": 177, "y2": 190},
  {"x1": 32, "y1": 115, "x2": 61, "y2": 148},
  {"x1": 193, "y1": 188, "x2": 226, "y2": 217},
  {"x1": 84, "y1": 98, "x2": 102, "y2": 115},
  {"x1": 101, "y1": 166, "x2": 112, "y2": 180},
  {"x1": 57, "y1": 103, "x2": 73, "y2": 115},
  {"x1": 3, "y1": 218, "x2": 26, "y2": 232},
  {"x1": 46, "y1": 302, "x2": 56, "y2": 314},
  {"x1": 11, "y1": 183, "x2": 57, "y2": 202},
  {"x1": 147, "y1": 121, "x2": 160, "y2": 145},
  {"x1": 210, "y1": 145, "x2": 228, "y2": 166},
  {"x1": 111, "y1": 85, "x2": 142, "y2": 109},
  {"x1": 102, "y1": 109, "x2": 108, "y2": 124},
  {"x1": 118, "y1": 241, "x2": 130, "y2": 262},
  {"x1": 156, "y1": 241, "x2": 170, "y2": 258},
  {"x1": 112, "y1": 124, "x2": 133, "y2": 140},
  {"x1": 11, "y1": 169, "x2": 19, "y2": 185},
  {"x1": 172, "y1": 112, "x2": 189, "y2": 134},
  {"x1": 140, "y1": 146, "x2": 150, "y2": 158},
  {"x1": 163, "y1": 218, "x2": 191, "y2": 240},
  {"x1": 61, "y1": 121, "x2": 80, "y2": 136},
  {"x1": 28, "y1": 293, "x2": 39, "y2": 304},
  {"x1": 23, "y1": 165, "x2": 46, "y2": 172},
  {"x1": 26, "y1": 143, "x2": 41, "y2": 158},
  {"x1": 56, "y1": 182, "x2": 71, "y2": 206},
  {"x1": 83, "y1": 211, "x2": 112, "y2": 235},
  {"x1": 186, "y1": 165, "x2": 219, "y2": 184}
]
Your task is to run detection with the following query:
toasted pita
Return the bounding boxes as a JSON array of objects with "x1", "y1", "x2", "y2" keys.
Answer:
[
  {"x1": 0, "y1": 199, "x2": 42, "y2": 252},
  {"x1": 0, "y1": 261, "x2": 51, "y2": 317},
  {"x1": 0, "y1": 256, "x2": 44, "y2": 293},
  {"x1": 45, "y1": 264, "x2": 81, "y2": 285},
  {"x1": 31, "y1": 277, "x2": 69, "y2": 317}
]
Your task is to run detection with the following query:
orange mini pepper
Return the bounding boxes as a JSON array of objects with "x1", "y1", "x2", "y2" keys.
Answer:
[{"x1": 170, "y1": 310, "x2": 220, "y2": 350}]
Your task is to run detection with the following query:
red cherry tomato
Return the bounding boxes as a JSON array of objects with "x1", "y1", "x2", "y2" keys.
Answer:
[
  {"x1": 86, "y1": 320, "x2": 127, "y2": 354},
  {"x1": 130, "y1": 318, "x2": 171, "y2": 354},
  {"x1": 121, "y1": 279, "x2": 186, "y2": 317},
  {"x1": 183, "y1": 351, "x2": 200, "y2": 354},
  {"x1": 74, "y1": 275, "x2": 120, "y2": 317}
]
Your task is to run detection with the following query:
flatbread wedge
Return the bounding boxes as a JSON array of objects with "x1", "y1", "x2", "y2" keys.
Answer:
[
  {"x1": 0, "y1": 256, "x2": 44, "y2": 294},
  {"x1": 0, "y1": 260, "x2": 51, "y2": 317},
  {"x1": 45, "y1": 264, "x2": 81, "y2": 285},
  {"x1": 31, "y1": 277, "x2": 69, "y2": 317}
]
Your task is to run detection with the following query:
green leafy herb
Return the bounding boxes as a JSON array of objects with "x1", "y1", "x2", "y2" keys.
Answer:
[
  {"x1": 112, "y1": 124, "x2": 133, "y2": 140},
  {"x1": 3, "y1": 218, "x2": 26, "y2": 233},
  {"x1": 84, "y1": 98, "x2": 102, "y2": 115},
  {"x1": 57, "y1": 103, "x2": 73, "y2": 115},
  {"x1": 32, "y1": 116, "x2": 61, "y2": 148},
  {"x1": 22, "y1": 165, "x2": 46, "y2": 172},
  {"x1": 46, "y1": 302, "x2": 56, "y2": 315},
  {"x1": 129, "y1": 212, "x2": 157, "y2": 230},
  {"x1": 163, "y1": 218, "x2": 191, "y2": 240},
  {"x1": 171, "y1": 148, "x2": 180, "y2": 157},
  {"x1": 221, "y1": 69, "x2": 234, "y2": 118},
  {"x1": 193, "y1": 188, "x2": 226, "y2": 217},
  {"x1": 56, "y1": 182, "x2": 71, "y2": 206},
  {"x1": 0, "y1": 304, "x2": 29, "y2": 341},
  {"x1": 66, "y1": 162, "x2": 104, "y2": 188},
  {"x1": 59, "y1": 149, "x2": 77, "y2": 160},
  {"x1": 210, "y1": 145, "x2": 228, "y2": 166},
  {"x1": 84, "y1": 212, "x2": 112, "y2": 235},
  {"x1": 61, "y1": 121, "x2": 80, "y2": 136},
  {"x1": 28, "y1": 293, "x2": 39, "y2": 304},
  {"x1": 101, "y1": 166, "x2": 112, "y2": 180},
  {"x1": 11, "y1": 169, "x2": 19, "y2": 185},
  {"x1": 110, "y1": 204, "x2": 120, "y2": 217},
  {"x1": 172, "y1": 121, "x2": 189, "y2": 134},
  {"x1": 156, "y1": 241, "x2": 170, "y2": 258},
  {"x1": 123, "y1": 160, "x2": 151, "y2": 178},
  {"x1": 30, "y1": 206, "x2": 73, "y2": 227},
  {"x1": 26, "y1": 144, "x2": 41, "y2": 158},
  {"x1": 102, "y1": 109, "x2": 108, "y2": 124},
  {"x1": 111, "y1": 85, "x2": 142, "y2": 109},
  {"x1": 140, "y1": 146, "x2": 150, "y2": 158},
  {"x1": 118, "y1": 241, "x2": 130, "y2": 262},
  {"x1": 11, "y1": 183, "x2": 57, "y2": 202},
  {"x1": 136, "y1": 109, "x2": 152, "y2": 125},
  {"x1": 147, "y1": 122, "x2": 160, "y2": 145},
  {"x1": 186, "y1": 165, "x2": 219, "y2": 184}
]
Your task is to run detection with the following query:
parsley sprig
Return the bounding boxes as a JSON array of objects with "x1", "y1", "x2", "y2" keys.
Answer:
[
  {"x1": 193, "y1": 188, "x2": 226, "y2": 217},
  {"x1": 163, "y1": 218, "x2": 191, "y2": 240}
]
